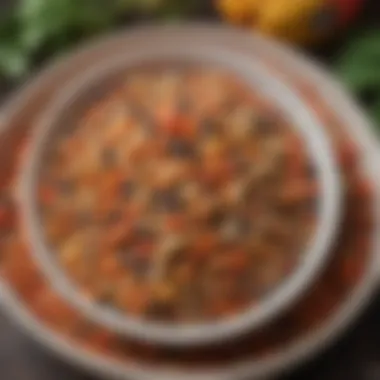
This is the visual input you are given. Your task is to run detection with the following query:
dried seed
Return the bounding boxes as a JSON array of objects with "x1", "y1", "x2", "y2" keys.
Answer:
[
  {"x1": 152, "y1": 188, "x2": 183, "y2": 212},
  {"x1": 167, "y1": 139, "x2": 195, "y2": 159}
]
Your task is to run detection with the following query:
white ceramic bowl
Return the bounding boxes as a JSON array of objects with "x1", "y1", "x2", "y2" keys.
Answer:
[{"x1": 17, "y1": 42, "x2": 341, "y2": 347}]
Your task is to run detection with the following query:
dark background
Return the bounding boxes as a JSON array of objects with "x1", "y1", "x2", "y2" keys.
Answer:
[{"x1": 1, "y1": 1, "x2": 380, "y2": 379}]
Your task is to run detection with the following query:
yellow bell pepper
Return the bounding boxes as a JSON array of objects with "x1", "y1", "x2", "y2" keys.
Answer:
[{"x1": 217, "y1": 0, "x2": 336, "y2": 45}]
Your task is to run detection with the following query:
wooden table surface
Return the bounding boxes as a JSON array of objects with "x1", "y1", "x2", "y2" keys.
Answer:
[{"x1": 1, "y1": 1, "x2": 380, "y2": 379}]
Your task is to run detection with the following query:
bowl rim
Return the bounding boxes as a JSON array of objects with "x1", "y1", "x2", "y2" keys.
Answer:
[{"x1": 17, "y1": 43, "x2": 341, "y2": 346}]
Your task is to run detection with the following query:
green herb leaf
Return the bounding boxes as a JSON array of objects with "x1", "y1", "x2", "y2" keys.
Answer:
[
  {"x1": 0, "y1": 43, "x2": 31, "y2": 78},
  {"x1": 369, "y1": 98, "x2": 380, "y2": 130},
  {"x1": 0, "y1": 0, "x2": 207, "y2": 79},
  {"x1": 338, "y1": 64, "x2": 380, "y2": 92},
  {"x1": 335, "y1": 30, "x2": 380, "y2": 100}
]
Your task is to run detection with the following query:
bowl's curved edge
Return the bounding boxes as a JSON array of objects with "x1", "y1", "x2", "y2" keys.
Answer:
[{"x1": 18, "y1": 42, "x2": 341, "y2": 347}]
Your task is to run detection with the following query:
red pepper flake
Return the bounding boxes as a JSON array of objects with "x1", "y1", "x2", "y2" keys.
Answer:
[
  {"x1": 216, "y1": 250, "x2": 250, "y2": 273},
  {"x1": 104, "y1": 222, "x2": 133, "y2": 249},
  {"x1": 175, "y1": 115, "x2": 197, "y2": 139},
  {"x1": 206, "y1": 300, "x2": 243, "y2": 319},
  {"x1": 278, "y1": 180, "x2": 318, "y2": 205},
  {"x1": 98, "y1": 255, "x2": 121, "y2": 277},
  {"x1": 165, "y1": 214, "x2": 186, "y2": 232},
  {"x1": 284, "y1": 134, "x2": 305, "y2": 177},
  {"x1": 135, "y1": 242, "x2": 154, "y2": 258},
  {"x1": 156, "y1": 105, "x2": 178, "y2": 136},
  {"x1": 202, "y1": 160, "x2": 233, "y2": 187},
  {"x1": 192, "y1": 233, "x2": 218, "y2": 262}
]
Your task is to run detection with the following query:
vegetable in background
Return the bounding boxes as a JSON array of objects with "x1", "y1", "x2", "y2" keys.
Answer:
[
  {"x1": 0, "y1": 0, "x2": 209, "y2": 79},
  {"x1": 216, "y1": 0, "x2": 364, "y2": 45},
  {"x1": 335, "y1": 29, "x2": 380, "y2": 129}
]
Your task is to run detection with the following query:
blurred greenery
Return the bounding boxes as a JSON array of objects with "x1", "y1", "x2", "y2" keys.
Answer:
[
  {"x1": 335, "y1": 29, "x2": 380, "y2": 129},
  {"x1": 2, "y1": 0, "x2": 380, "y2": 131},
  {"x1": 0, "y1": 0, "x2": 210, "y2": 79}
]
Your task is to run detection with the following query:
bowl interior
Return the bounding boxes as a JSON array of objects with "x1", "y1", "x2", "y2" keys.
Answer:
[{"x1": 19, "y1": 46, "x2": 341, "y2": 346}]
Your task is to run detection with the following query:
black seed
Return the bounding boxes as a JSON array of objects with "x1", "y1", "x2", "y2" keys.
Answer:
[
  {"x1": 167, "y1": 139, "x2": 195, "y2": 159},
  {"x1": 133, "y1": 224, "x2": 154, "y2": 241},
  {"x1": 152, "y1": 188, "x2": 183, "y2": 212},
  {"x1": 118, "y1": 251, "x2": 149, "y2": 277},
  {"x1": 256, "y1": 114, "x2": 280, "y2": 134},
  {"x1": 207, "y1": 209, "x2": 226, "y2": 228}
]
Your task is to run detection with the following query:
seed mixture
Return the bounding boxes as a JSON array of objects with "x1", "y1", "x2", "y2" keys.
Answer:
[
  {"x1": 0, "y1": 52, "x2": 375, "y2": 376},
  {"x1": 35, "y1": 68, "x2": 318, "y2": 323}
]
